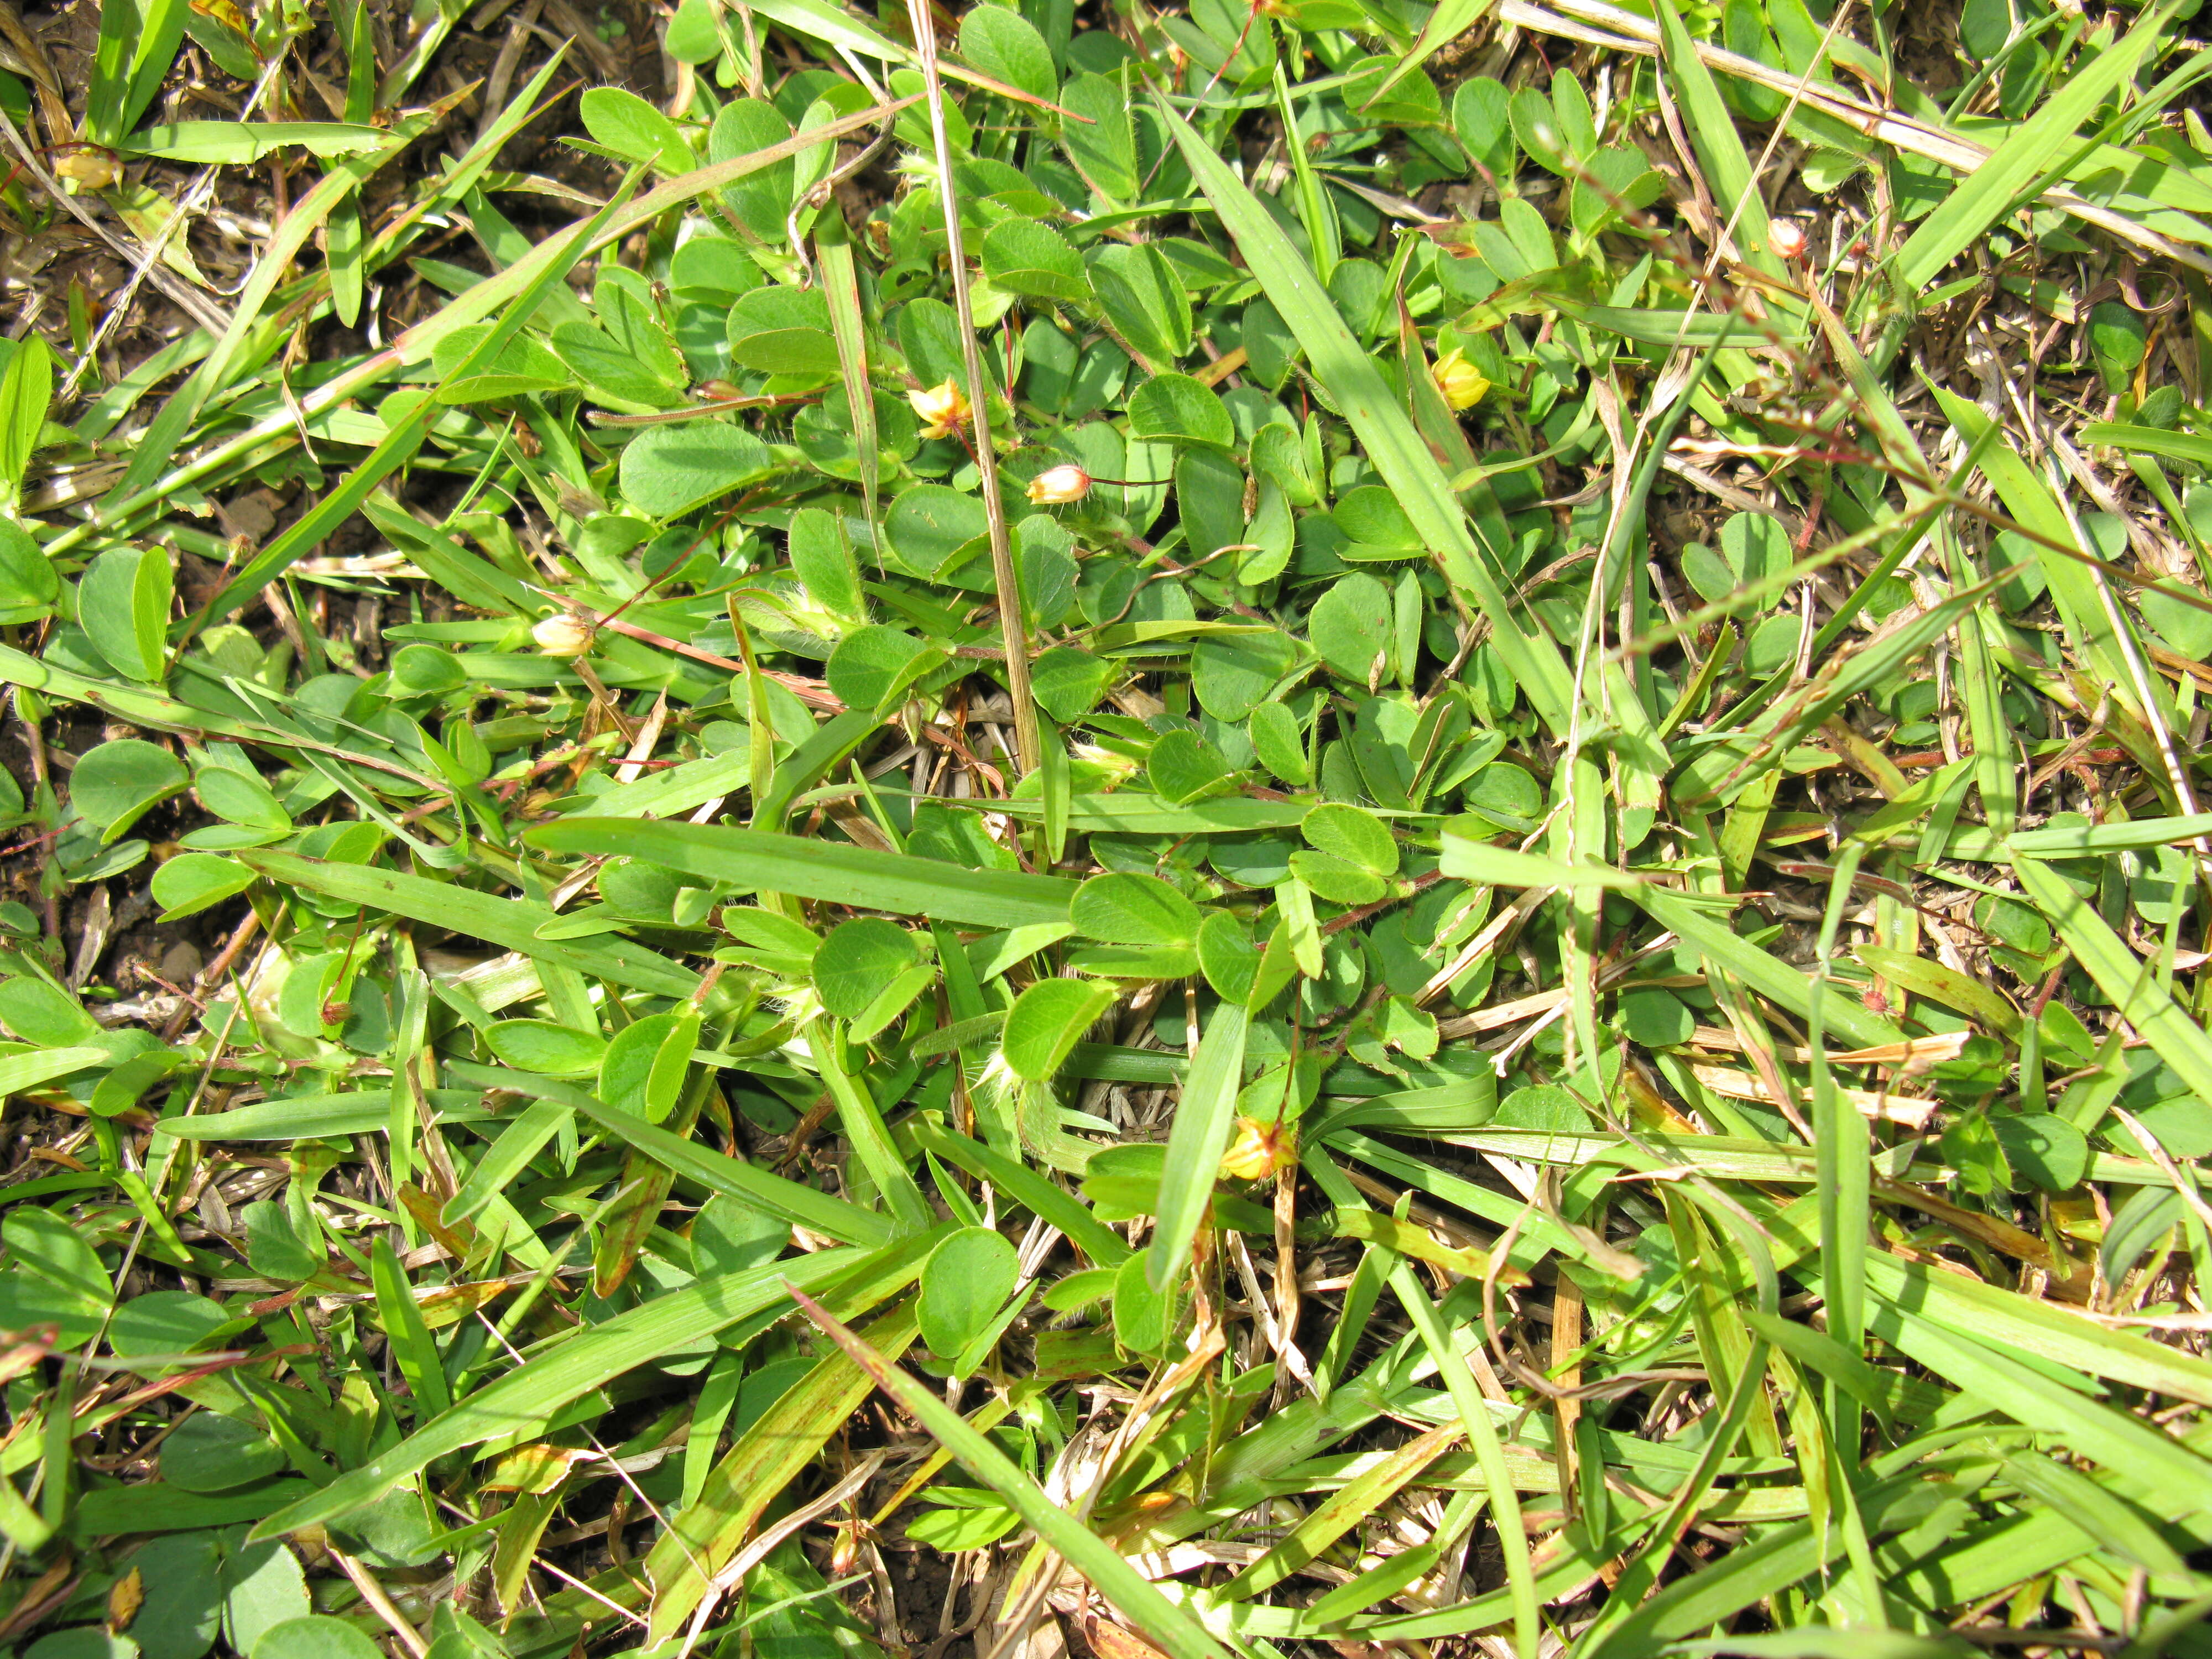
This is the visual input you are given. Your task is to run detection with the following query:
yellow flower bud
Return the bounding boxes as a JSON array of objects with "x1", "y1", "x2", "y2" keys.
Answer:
[
  {"x1": 1025, "y1": 464, "x2": 1092, "y2": 505},
  {"x1": 907, "y1": 378, "x2": 971, "y2": 441},
  {"x1": 1433, "y1": 347, "x2": 1489, "y2": 412},
  {"x1": 532, "y1": 612, "x2": 594, "y2": 658}
]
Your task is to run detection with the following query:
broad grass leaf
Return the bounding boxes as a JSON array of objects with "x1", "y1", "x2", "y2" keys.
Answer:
[
  {"x1": 919, "y1": 1226, "x2": 1019, "y2": 1357},
  {"x1": 530, "y1": 821, "x2": 1077, "y2": 931},
  {"x1": 618, "y1": 423, "x2": 773, "y2": 518},
  {"x1": 814, "y1": 919, "x2": 920, "y2": 1019},
  {"x1": 1071, "y1": 872, "x2": 1201, "y2": 945},
  {"x1": 1002, "y1": 978, "x2": 1116, "y2": 1080}
]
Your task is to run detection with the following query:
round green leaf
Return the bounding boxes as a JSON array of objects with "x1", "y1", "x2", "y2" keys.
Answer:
[
  {"x1": 77, "y1": 545, "x2": 173, "y2": 682},
  {"x1": 726, "y1": 285, "x2": 838, "y2": 375},
  {"x1": 665, "y1": 0, "x2": 722, "y2": 61},
  {"x1": 0, "y1": 518, "x2": 60, "y2": 619},
  {"x1": 980, "y1": 218, "x2": 1088, "y2": 303},
  {"x1": 599, "y1": 1010, "x2": 698, "y2": 1121},
  {"x1": 1146, "y1": 728, "x2": 1233, "y2": 805},
  {"x1": 886, "y1": 484, "x2": 989, "y2": 575},
  {"x1": 958, "y1": 4, "x2": 1056, "y2": 100},
  {"x1": 249, "y1": 1617, "x2": 384, "y2": 1659},
  {"x1": 825, "y1": 626, "x2": 945, "y2": 714},
  {"x1": 1248, "y1": 702, "x2": 1311, "y2": 785},
  {"x1": 692, "y1": 1192, "x2": 789, "y2": 1276},
  {"x1": 0, "y1": 974, "x2": 99, "y2": 1045},
  {"x1": 1126, "y1": 373, "x2": 1234, "y2": 448},
  {"x1": 906, "y1": 1495, "x2": 1022, "y2": 1551},
  {"x1": 219, "y1": 1539, "x2": 309, "y2": 1656},
  {"x1": 1619, "y1": 988, "x2": 1693, "y2": 1047},
  {"x1": 1030, "y1": 646, "x2": 1115, "y2": 723},
  {"x1": 71, "y1": 738, "x2": 187, "y2": 838},
  {"x1": 813, "y1": 918, "x2": 919, "y2": 1019},
  {"x1": 1333, "y1": 486, "x2": 1421, "y2": 552},
  {"x1": 387, "y1": 644, "x2": 469, "y2": 697},
  {"x1": 1192, "y1": 629, "x2": 1296, "y2": 722},
  {"x1": 110, "y1": 1290, "x2": 230, "y2": 1360},
  {"x1": 1070, "y1": 872, "x2": 1202, "y2": 946},
  {"x1": 1990, "y1": 1113, "x2": 2089, "y2": 1193},
  {"x1": 580, "y1": 86, "x2": 696, "y2": 171},
  {"x1": 121, "y1": 1532, "x2": 221, "y2": 1659},
  {"x1": 26, "y1": 1630, "x2": 136, "y2": 1659},
  {"x1": 1308, "y1": 574, "x2": 1394, "y2": 684},
  {"x1": 1089, "y1": 244, "x2": 1191, "y2": 361},
  {"x1": 152, "y1": 852, "x2": 259, "y2": 921},
  {"x1": 1197, "y1": 910, "x2": 1262, "y2": 1005},
  {"x1": 1302, "y1": 803, "x2": 1397, "y2": 875},
  {"x1": 159, "y1": 1410, "x2": 287, "y2": 1493},
  {"x1": 618, "y1": 422, "x2": 773, "y2": 519},
  {"x1": 1001, "y1": 977, "x2": 1117, "y2": 1080},
  {"x1": 917, "y1": 1225, "x2": 1020, "y2": 1358},
  {"x1": 194, "y1": 763, "x2": 290, "y2": 831},
  {"x1": 483, "y1": 1019, "x2": 607, "y2": 1077},
  {"x1": 1112, "y1": 1249, "x2": 1175, "y2": 1354}
]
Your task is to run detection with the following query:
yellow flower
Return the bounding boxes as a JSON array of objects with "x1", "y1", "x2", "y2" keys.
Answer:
[
  {"x1": 1433, "y1": 347, "x2": 1489, "y2": 411},
  {"x1": 907, "y1": 378, "x2": 971, "y2": 441},
  {"x1": 51, "y1": 145, "x2": 122, "y2": 191},
  {"x1": 1026, "y1": 464, "x2": 1092, "y2": 505},
  {"x1": 1218, "y1": 1115, "x2": 1296, "y2": 1181},
  {"x1": 531, "y1": 613, "x2": 594, "y2": 658}
]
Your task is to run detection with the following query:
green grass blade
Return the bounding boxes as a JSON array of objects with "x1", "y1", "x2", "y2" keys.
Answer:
[
  {"x1": 1146, "y1": 1000, "x2": 1250, "y2": 1291},
  {"x1": 788, "y1": 1286, "x2": 1232, "y2": 1659},
  {"x1": 1891, "y1": 8, "x2": 2174, "y2": 291},
  {"x1": 237, "y1": 849, "x2": 700, "y2": 999},
  {"x1": 527, "y1": 818, "x2": 1078, "y2": 930}
]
